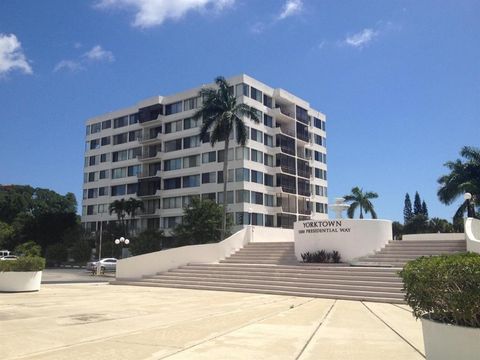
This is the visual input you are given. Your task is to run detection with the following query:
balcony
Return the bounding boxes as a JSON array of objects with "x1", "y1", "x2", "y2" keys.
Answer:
[
  {"x1": 139, "y1": 132, "x2": 162, "y2": 144},
  {"x1": 274, "y1": 125, "x2": 295, "y2": 138},
  {"x1": 138, "y1": 189, "x2": 161, "y2": 198},
  {"x1": 139, "y1": 150, "x2": 161, "y2": 161},
  {"x1": 272, "y1": 107, "x2": 295, "y2": 123},
  {"x1": 137, "y1": 169, "x2": 161, "y2": 179}
]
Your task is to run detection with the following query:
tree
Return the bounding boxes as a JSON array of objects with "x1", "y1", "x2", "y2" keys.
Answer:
[
  {"x1": 428, "y1": 218, "x2": 454, "y2": 233},
  {"x1": 129, "y1": 229, "x2": 165, "y2": 256},
  {"x1": 0, "y1": 221, "x2": 14, "y2": 249},
  {"x1": 403, "y1": 193, "x2": 413, "y2": 224},
  {"x1": 70, "y1": 240, "x2": 92, "y2": 263},
  {"x1": 173, "y1": 198, "x2": 232, "y2": 245},
  {"x1": 193, "y1": 76, "x2": 260, "y2": 240},
  {"x1": 45, "y1": 243, "x2": 68, "y2": 266},
  {"x1": 109, "y1": 199, "x2": 127, "y2": 234},
  {"x1": 343, "y1": 187, "x2": 378, "y2": 219},
  {"x1": 392, "y1": 221, "x2": 404, "y2": 240},
  {"x1": 438, "y1": 146, "x2": 480, "y2": 219},
  {"x1": 421, "y1": 200, "x2": 429, "y2": 218},
  {"x1": 413, "y1": 191, "x2": 422, "y2": 216},
  {"x1": 14, "y1": 241, "x2": 41, "y2": 257},
  {"x1": 124, "y1": 198, "x2": 144, "y2": 235},
  {"x1": 403, "y1": 214, "x2": 429, "y2": 234}
]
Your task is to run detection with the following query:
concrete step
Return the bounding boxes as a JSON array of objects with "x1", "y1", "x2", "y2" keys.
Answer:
[
  {"x1": 220, "y1": 259, "x2": 300, "y2": 264},
  {"x1": 375, "y1": 249, "x2": 465, "y2": 255},
  {"x1": 112, "y1": 280, "x2": 404, "y2": 303}
]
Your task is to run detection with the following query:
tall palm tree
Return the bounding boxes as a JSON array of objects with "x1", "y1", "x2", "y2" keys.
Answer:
[
  {"x1": 437, "y1": 146, "x2": 480, "y2": 219},
  {"x1": 344, "y1": 187, "x2": 378, "y2": 219},
  {"x1": 193, "y1": 76, "x2": 260, "y2": 239},
  {"x1": 109, "y1": 199, "x2": 127, "y2": 234},
  {"x1": 125, "y1": 197, "x2": 144, "y2": 235}
]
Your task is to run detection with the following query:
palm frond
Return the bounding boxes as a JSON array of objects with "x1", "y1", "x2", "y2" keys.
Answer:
[{"x1": 347, "y1": 202, "x2": 358, "y2": 218}]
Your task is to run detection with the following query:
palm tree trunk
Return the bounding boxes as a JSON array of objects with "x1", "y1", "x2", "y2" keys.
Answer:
[
  {"x1": 360, "y1": 206, "x2": 364, "y2": 219},
  {"x1": 221, "y1": 138, "x2": 229, "y2": 240}
]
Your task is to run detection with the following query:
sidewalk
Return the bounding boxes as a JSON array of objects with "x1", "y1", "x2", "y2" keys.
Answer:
[{"x1": 1, "y1": 284, "x2": 425, "y2": 359}]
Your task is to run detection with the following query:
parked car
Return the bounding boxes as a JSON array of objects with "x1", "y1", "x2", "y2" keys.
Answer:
[
  {"x1": 0, "y1": 255, "x2": 18, "y2": 261},
  {"x1": 0, "y1": 250, "x2": 11, "y2": 257},
  {"x1": 86, "y1": 258, "x2": 117, "y2": 273}
]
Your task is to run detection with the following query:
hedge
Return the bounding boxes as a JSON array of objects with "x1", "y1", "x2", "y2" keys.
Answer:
[
  {"x1": 0, "y1": 256, "x2": 46, "y2": 272},
  {"x1": 399, "y1": 252, "x2": 480, "y2": 328}
]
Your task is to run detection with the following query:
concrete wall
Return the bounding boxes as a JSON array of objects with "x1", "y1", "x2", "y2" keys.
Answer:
[
  {"x1": 294, "y1": 219, "x2": 392, "y2": 262},
  {"x1": 250, "y1": 226, "x2": 293, "y2": 242},
  {"x1": 465, "y1": 218, "x2": 480, "y2": 253},
  {"x1": 402, "y1": 233, "x2": 465, "y2": 241},
  {"x1": 116, "y1": 227, "x2": 250, "y2": 280}
]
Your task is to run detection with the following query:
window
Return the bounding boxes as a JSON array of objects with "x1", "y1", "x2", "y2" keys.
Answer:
[
  {"x1": 265, "y1": 194, "x2": 274, "y2": 207},
  {"x1": 162, "y1": 216, "x2": 182, "y2": 229},
  {"x1": 236, "y1": 212, "x2": 249, "y2": 225},
  {"x1": 165, "y1": 101, "x2": 182, "y2": 115},
  {"x1": 183, "y1": 155, "x2": 200, "y2": 168},
  {"x1": 251, "y1": 128, "x2": 263, "y2": 143},
  {"x1": 252, "y1": 213, "x2": 263, "y2": 226},
  {"x1": 129, "y1": 130, "x2": 142, "y2": 142},
  {"x1": 127, "y1": 165, "x2": 141, "y2": 177},
  {"x1": 129, "y1": 113, "x2": 139, "y2": 125},
  {"x1": 251, "y1": 191, "x2": 263, "y2": 205},
  {"x1": 163, "y1": 196, "x2": 182, "y2": 209},
  {"x1": 236, "y1": 190, "x2": 250, "y2": 203},
  {"x1": 235, "y1": 147, "x2": 249, "y2": 160},
  {"x1": 264, "y1": 154, "x2": 274, "y2": 167},
  {"x1": 112, "y1": 150, "x2": 128, "y2": 162},
  {"x1": 235, "y1": 83, "x2": 249, "y2": 97},
  {"x1": 263, "y1": 94, "x2": 272, "y2": 108},
  {"x1": 251, "y1": 170, "x2": 263, "y2": 184},
  {"x1": 235, "y1": 168, "x2": 250, "y2": 182},
  {"x1": 314, "y1": 134, "x2": 324, "y2": 146},
  {"x1": 88, "y1": 172, "x2": 96, "y2": 182},
  {"x1": 165, "y1": 119, "x2": 182, "y2": 134},
  {"x1": 217, "y1": 191, "x2": 234, "y2": 204},
  {"x1": 263, "y1": 114, "x2": 273, "y2": 127},
  {"x1": 101, "y1": 136, "x2": 110, "y2": 146},
  {"x1": 99, "y1": 187, "x2": 108, "y2": 196},
  {"x1": 202, "y1": 193, "x2": 216, "y2": 201},
  {"x1": 164, "y1": 138, "x2": 182, "y2": 152},
  {"x1": 264, "y1": 134, "x2": 273, "y2": 147},
  {"x1": 183, "y1": 97, "x2": 199, "y2": 111},
  {"x1": 265, "y1": 214, "x2": 274, "y2": 227},
  {"x1": 98, "y1": 204, "x2": 108, "y2": 214},
  {"x1": 113, "y1": 133, "x2": 128, "y2": 145},
  {"x1": 218, "y1": 148, "x2": 234, "y2": 162},
  {"x1": 87, "y1": 188, "x2": 98, "y2": 199},
  {"x1": 99, "y1": 170, "x2": 108, "y2": 179},
  {"x1": 202, "y1": 151, "x2": 216, "y2": 163},
  {"x1": 251, "y1": 149, "x2": 263, "y2": 163},
  {"x1": 250, "y1": 87, "x2": 262, "y2": 102},
  {"x1": 314, "y1": 117, "x2": 325, "y2": 131},
  {"x1": 296, "y1": 106, "x2": 309, "y2": 124},
  {"x1": 264, "y1": 174, "x2": 274, "y2": 187},
  {"x1": 90, "y1": 139, "x2": 100, "y2": 150},
  {"x1": 164, "y1": 177, "x2": 181, "y2": 190},
  {"x1": 111, "y1": 184, "x2": 126, "y2": 196},
  {"x1": 112, "y1": 167, "x2": 127, "y2": 179},
  {"x1": 91, "y1": 123, "x2": 101, "y2": 134},
  {"x1": 87, "y1": 205, "x2": 96, "y2": 215},
  {"x1": 89, "y1": 156, "x2": 98, "y2": 166},
  {"x1": 102, "y1": 120, "x2": 111, "y2": 129},
  {"x1": 164, "y1": 158, "x2": 182, "y2": 171},
  {"x1": 202, "y1": 172, "x2": 216, "y2": 184},
  {"x1": 183, "y1": 117, "x2": 199, "y2": 129},
  {"x1": 182, "y1": 175, "x2": 200, "y2": 188},
  {"x1": 114, "y1": 116, "x2": 129, "y2": 128},
  {"x1": 127, "y1": 183, "x2": 138, "y2": 194},
  {"x1": 217, "y1": 170, "x2": 234, "y2": 183},
  {"x1": 183, "y1": 135, "x2": 200, "y2": 149},
  {"x1": 86, "y1": 125, "x2": 90, "y2": 136},
  {"x1": 251, "y1": 108, "x2": 262, "y2": 122}
]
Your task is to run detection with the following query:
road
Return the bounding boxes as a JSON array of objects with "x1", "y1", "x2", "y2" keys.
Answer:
[{"x1": 42, "y1": 268, "x2": 115, "y2": 284}]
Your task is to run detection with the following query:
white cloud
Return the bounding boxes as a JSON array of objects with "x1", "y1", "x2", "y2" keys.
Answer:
[
  {"x1": 83, "y1": 45, "x2": 115, "y2": 62},
  {"x1": 278, "y1": 0, "x2": 303, "y2": 20},
  {"x1": 250, "y1": 22, "x2": 266, "y2": 34},
  {"x1": 344, "y1": 28, "x2": 378, "y2": 48},
  {"x1": 0, "y1": 33, "x2": 32, "y2": 75},
  {"x1": 96, "y1": 0, "x2": 235, "y2": 28},
  {"x1": 53, "y1": 60, "x2": 84, "y2": 73}
]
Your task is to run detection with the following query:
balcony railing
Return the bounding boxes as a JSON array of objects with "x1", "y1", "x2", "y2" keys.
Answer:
[
  {"x1": 275, "y1": 125, "x2": 296, "y2": 138},
  {"x1": 140, "y1": 133, "x2": 161, "y2": 144},
  {"x1": 275, "y1": 106, "x2": 295, "y2": 118},
  {"x1": 140, "y1": 151, "x2": 161, "y2": 160}
]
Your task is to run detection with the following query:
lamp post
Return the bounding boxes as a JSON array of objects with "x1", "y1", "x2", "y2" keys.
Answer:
[
  {"x1": 464, "y1": 193, "x2": 475, "y2": 218},
  {"x1": 114, "y1": 237, "x2": 130, "y2": 259},
  {"x1": 96, "y1": 221, "x2": 103, "y2": 276},
  {"x1": 248, "y1": 207, "x2": 254, "y2": 242}
]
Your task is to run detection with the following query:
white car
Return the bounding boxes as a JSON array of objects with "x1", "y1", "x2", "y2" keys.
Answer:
[{"x1": 86, "y1": 258, "x2": 117, "y2": 273}]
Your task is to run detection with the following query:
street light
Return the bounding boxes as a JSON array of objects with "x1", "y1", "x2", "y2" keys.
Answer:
[
  {"x1": 464, "y1": 193, "x2": 475, "y2": 218},
  {"x1": 248, "y1": 207, "x2": 254, "y2": 242},
  {"x1": 114, "y1": 237, "x2": 130, "y2": 259}
]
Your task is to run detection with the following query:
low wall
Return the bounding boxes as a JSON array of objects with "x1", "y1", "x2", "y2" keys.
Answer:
[
  {"x1": 250, "y1": 226, "x2": 293, "y2": 242},
  {"x1": 465, "y1": 218, "x2": 480, "y2": 254},
  {"x1": 294, "y1": 219, "x2": 392, "y2": 262},
  {"x1": 116, "y1": 227, "x2": 250, "y2": 280},
  {"x1": 402, "y1": 233, "x2": 465, "y2": 241}
]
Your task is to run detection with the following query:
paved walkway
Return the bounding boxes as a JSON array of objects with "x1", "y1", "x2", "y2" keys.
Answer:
[{"x1": 1, "y1": 284, "x2": 425, "y2": 359}]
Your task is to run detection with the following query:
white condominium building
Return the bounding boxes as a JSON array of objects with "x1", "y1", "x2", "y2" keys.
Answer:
[{"x1": 82, "y1": 74, "x2": 328, "y2": 234}]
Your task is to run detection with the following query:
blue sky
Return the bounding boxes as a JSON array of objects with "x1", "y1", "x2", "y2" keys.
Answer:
[{"x1": 0, "y1": 0, "x2": 478, "y2": 222}]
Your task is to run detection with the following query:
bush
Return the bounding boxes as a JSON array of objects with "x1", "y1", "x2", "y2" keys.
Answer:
[
  {"x1": 14, "y1": 241, "x2": 41, "y2": 257},
  {"x1": 399, "y1": 253, "x2": 480, "y2": 328},
  {"x1": 301, "y1": 250, "x2": 341, "y2": 263},
  {"x1": 129, "y1": 229, "x2": 165, "y2": 256},
  {"x1": 70, "y1": 240, "x2": 92, "y2": 263},
  {"x1": 0, "y1": 256, "x2": 45, "y2": 272},
  {"x1": 45, "y1": 243, "x2": 68, "y2": 266}
]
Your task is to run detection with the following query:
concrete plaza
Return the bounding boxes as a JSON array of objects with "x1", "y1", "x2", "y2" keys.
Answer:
[{"x1": 1, "y1": 283, "x2": 425, "y2": 359}]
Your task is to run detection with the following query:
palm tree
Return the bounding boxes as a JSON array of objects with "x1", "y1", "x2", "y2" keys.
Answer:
[
  {"x1": 437, "y1": 146, "x2": 480, "y2": 219},
  {"x1": 109, "y1": 199, "x2": 127, "y2": 234},
  {"x1": 125, "y1": 198, "x2": 144, "y2": 235},
  {"x1": 193, "y1": 76, "x2": 260, "y2": 239},
  {"x1": 344, "y1": 187, "x2": 378, "y2": 219}
]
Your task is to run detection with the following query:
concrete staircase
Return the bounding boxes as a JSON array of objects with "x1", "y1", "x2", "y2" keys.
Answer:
[
  {"x1": 112, "y1": 239, "x2": 466, "y2": 303},
  {"x1": 351, "y1": 239, "x2": 466, "y2": 267}
]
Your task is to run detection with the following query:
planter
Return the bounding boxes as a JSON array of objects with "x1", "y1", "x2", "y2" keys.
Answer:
[
  {"x1": 0, "y1": 271, "x2": 42, "y2": 292},
  {"x1": 421, "y1": 317, "x2": 480, "y2": 360}
]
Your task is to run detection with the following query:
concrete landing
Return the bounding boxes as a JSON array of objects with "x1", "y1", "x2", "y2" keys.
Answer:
[{"x1": 1, "y1": 284, "x2": 424, "y2": 360}]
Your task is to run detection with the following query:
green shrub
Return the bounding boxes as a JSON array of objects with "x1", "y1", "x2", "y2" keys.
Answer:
[
  {"x1": 301, "y1": 250, "x2": 342, "y2": 263},
  {"x1": 14, "y1": 241, "x2": 41, "y2": 257},
  {"x1": 45, "y1": 243, "x2": 68, "y2": 266},
  {"x1": 0, "y1": 256, "x2": 45, "y2": 272},
  {"x1": 399, "y1": 253, "x2": 480, "y2": 328}
]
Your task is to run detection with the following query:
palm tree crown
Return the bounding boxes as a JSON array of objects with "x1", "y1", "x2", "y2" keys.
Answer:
[
  {"x1": 344, "y1": 187, "x2": 378, "y2": 219},
  {"x1": 193, "y1": 76, "x2": 260, "y2": 239},
  {"x1": 437, "y1": 146, "x2": 480, "y2": 219}
]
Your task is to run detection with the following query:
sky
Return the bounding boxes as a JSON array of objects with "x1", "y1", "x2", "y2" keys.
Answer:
[{"x1": 0, "y1": 0, "x2": 478, "y2": 222}]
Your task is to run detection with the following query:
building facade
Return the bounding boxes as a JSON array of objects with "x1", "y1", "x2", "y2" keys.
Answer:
[{"x1": 82, "y1": 74, "x2": 328, "y2": 234}]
